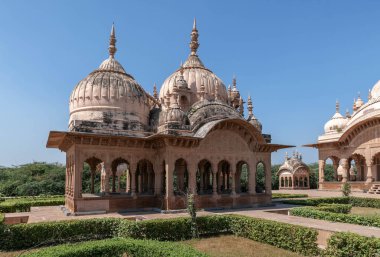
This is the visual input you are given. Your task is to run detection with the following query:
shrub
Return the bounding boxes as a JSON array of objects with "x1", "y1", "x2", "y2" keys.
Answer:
[
  {"x1": 0, "y1": 213, "x2": 4, "y2": 224},
  {"x1": 341, "y1": 182, "x2": 351, "y2": 197},
  {"x1": 282, "y1": 197, "x2": 350, "y2": 206},
  {"x1": 0, "y1": 218, "x2": 122, "y2": 250},
  {"x1": 272, "y1": 193, "x2": 308, "y2": 199},
  {"x1": 0, "y1": 198, "x2": 65, "y2": 213},
  {"x1": 316, "y1": 203, "x2": 352, "y2": 214},
  {"x1": 349, "y1": 197, "x2": 380, "y2": 208},
  {"x1": 229, "y1": 215, "x2": 319, "y2": 256},
  {"x1": 290, "y1": 207, "x2": 380, "y2": 227},
  {"x1": 22, "y1": 238, "x2": 208, "y2": 257},
  {"x1": 117, "y1": 215, "x2": 232, "y2": 241},
  {"x1": 324, "y1": 232, "x2": 380, "y2": 257}
]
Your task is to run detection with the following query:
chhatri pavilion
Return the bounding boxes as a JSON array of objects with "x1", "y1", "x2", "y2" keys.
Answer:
[
  {"x1": 47, "y1": 21, "x2": 290, "y2": 214},
  {"x1": 307, "y1": 85, "x2": 380, "y2": 193}
]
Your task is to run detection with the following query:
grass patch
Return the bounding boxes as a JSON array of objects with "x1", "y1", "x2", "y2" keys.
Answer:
[
  {"x1": 351, "y1": 207, "x2": 380, "y2": 217},
  {"x1": 185, "y1": 235, "x2": 305, "y2": 257}
]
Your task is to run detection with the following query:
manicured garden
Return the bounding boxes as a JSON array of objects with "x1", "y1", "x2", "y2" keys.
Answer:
[{"x1": 0, "y1": 195, "x2": 64, "y2": 213}]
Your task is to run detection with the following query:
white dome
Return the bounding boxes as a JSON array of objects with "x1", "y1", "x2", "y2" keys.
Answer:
[
  {"x1": 324, "y1": 102, "x2": 348, "y2": 133},
  {"x1": 371, "y1": 80, "x2": 380, "y2": 99},
  {"x1": 159, "y1": 20, "x2": 228, "y2": 107}
]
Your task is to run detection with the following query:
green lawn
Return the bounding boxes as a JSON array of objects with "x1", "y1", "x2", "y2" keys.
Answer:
[
  {"x1": 185, "y1": 235, "x2": 305, "y2": 257},
  {"x1": 351, "y1": 207, "x2": 380, "y2": 217}
]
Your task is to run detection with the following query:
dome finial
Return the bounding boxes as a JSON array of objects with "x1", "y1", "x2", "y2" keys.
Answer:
[
  {"x1": 232, "y1": 75, "x2": 237, "y2": 89},
  {"x1": 189, "y1": 18, "x2": 199, "y2": 56},
  {"x1": 108, "y1": 23, "x2": 117, "y2": 58},
  {"x1": 153, "y1": 83, "x2": 158, "y2": 100},
  {"x1": 368, "y1": 88, "x2": 372, "y2": 100},
  {"x1": 335, "y1": 100, "x2": 340, "y2": 113},
  {"x1": 247, "y1": 95, "x2": 253, "y2": 116}
]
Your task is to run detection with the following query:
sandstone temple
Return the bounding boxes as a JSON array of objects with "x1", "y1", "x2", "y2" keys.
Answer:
[
  {"x1": 47, "y1": 21, "x2": 290, "y2": 214},
  {"x1": 307, "y1": 86, "x2": 380, "y2": 193}
]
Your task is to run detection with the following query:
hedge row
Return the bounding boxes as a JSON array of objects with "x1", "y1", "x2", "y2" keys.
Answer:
[
  {"x1": 283, "y1": 196, "x2": 380, "y2": 209},
  {"x1": 0, "y1": 195, "x2": 64, "y2": 200},
  {"x1": 272, "y1": 193, "x2": 308, "y2": 199},
  {"x1": 229, "y1": 215, "x2": 319, "y2": 256},
  {"x1": 0, "y1": 198, "x2": 65, "y2": 213},
  {"x1": 290, "y1": 207, "x2": 380, "y2": 227},
  {"x1": 23, "y1": 238, "x2": 208, "y2": 257},
  {"x1": 316, "y1": 203, "x2": 352, "y2": 214},
  {"x1": 0, "y1": 218, "x2": 122, "y2": 250},
  {"x1": 0, "y1": 215, "x2": 319, "y2": 255},
  {"x1": 324, "y1": 232, "x2": 380, "y2": 257}
]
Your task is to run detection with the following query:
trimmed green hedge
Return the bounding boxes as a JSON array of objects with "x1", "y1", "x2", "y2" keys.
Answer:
[
  {"x1": 283, "y1": 196, "x2": 380, "y2": 209},
  {"x1": 1, "y1": 215, "x2": 319, "y2": 255},
  {"x1": 0, "y1": 218, "x2": 122, "y2": 250},
  {"x1": 324, "y1": 232, "x2": 380, "y2": 257},
  {"x1": 117, "y1": 215, "x2": 232, "y2": 241},
  {"x1": 229, "y1": 215, "x2": 319, "y2": 256},
  {"x1": 272, "y1": 193, "x2": 308, "y2": 199},
  {"x1": 316, "y1": 203, "x2": 352, "y2": 214},
  {"x1": 0, "y1": 198, "x2": 65, "y2": 213},
  {"x1": 22, "y1": 238, "x2": 208, "y2": 257},
  {"x1": 290, "y1": 207, "x2": 380, "y2": 227}
]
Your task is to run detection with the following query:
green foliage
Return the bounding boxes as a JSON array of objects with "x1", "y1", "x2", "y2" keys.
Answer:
[
  {"x1": 0, "y1": 196, "x2": 65, "y2": 213},
  {"x1": 316, "y1": 203, "x2": 352, "y2": 214},
  {"x1": 341, "y1": 182, "x2": 351, "y2": 197},
  {"x1": 0, "y1": 213, "x2": 4, "y2": 224},
  {"x1": 186, "y1": 193, "x2": 199, "y2": 238},
  {"x1": 23, "y1": 238, "x2": 208, "y2": 257},
  {"x1": 0, "y1": 218, "x2": 122, "y2": 250},
  {"x1": 229, "y1": 215, "x2": 319, "y2": 256},
  {"x1": 324, "y1": 232, "x2": 380, "y2": 257},
  {"x1": 272, "y1": 193, "x2": 308, "y2": 199},
  {"x1": 256, "y1": 163, "x2": 266, "y2": 192},
  {"x1": 290, "y1": 207, "x2": 380, "y2": 227},
  {"x1": 0, "y1": 162, "x2": 65, "y2": 196},
  {"x1": 283, "y1": 196, "x2": 380, "y2": 209}
]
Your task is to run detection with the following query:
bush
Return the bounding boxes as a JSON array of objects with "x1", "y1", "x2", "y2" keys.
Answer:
[
  {"x1": 324, "y1": 232, "x2": 380, "y2": 257},
  {"x1": 0, "y1": 197, "x2": 65, "y2": 213},
  {"x1": 0, "y1": 213, "x2": 4, "y2": 224},
  {"x1": 282, "y1": 197, "x2": 350, "y2": 206},
  {"x1": 22, "y1": 238, "x2": 208, "y2": 257},
  {"x1": 272, "y1": 193, "x2": 308, "y2": 199},
  {"x1": 117, "y1": 215, "x2": 232, "y2": 241},
  {"x1": 316, "y1": 203, "x2": 352, "y2": 214},
  {"x1": 349, "y1": 197, "x2": 380, "y2": 208},
  {"x1": 290, "y1": 207, "x2": 380, "y2": 227},
  {"x1": 341, "y1": 182, "x2": 351, "y2": 197},
  {"x1": 0, "y1": 218, "x2": 122, "y2": 250},
  {"x1": 229, "y1": 215, "x2": 319, "y2": 256}
]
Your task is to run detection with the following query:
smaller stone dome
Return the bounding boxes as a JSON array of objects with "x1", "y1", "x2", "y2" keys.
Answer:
[
  {"x1": 355, "y1": 94, "x2": 364, "y2": 109},
  {"x1": 324, "y1": 101, "x2": 348, "y2": 133},
  {"x1": 166, "y1": 107, "x2": 186, "y2": 124},
  {"x1": 370, "y1": 80, "x2": 380, "y2": 99}
]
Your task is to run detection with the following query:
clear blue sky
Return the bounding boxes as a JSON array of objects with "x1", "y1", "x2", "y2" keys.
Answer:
[{"x1": 1, "y1": 0, "x2": 380, "y2": 166}]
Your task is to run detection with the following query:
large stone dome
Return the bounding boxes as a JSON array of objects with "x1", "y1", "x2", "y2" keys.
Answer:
[
  {"x1": 69, "y1": 25, "x2": 151, "y2": 133},
  {"x1": 159, "y1": 20, "x2": 228, "y2": 106}
]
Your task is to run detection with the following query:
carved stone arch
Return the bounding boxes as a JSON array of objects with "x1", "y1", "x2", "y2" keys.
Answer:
[{"x1": 339, "y1": 117, "x2": 380, "y2": 147}]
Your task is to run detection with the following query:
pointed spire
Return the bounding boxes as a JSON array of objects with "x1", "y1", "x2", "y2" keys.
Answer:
[
  {"x1": 345, "y1": 108, "x2": 351, "y2": 118},
  {"x1": 335, "y1": 100, "x2": 340, "y2": 113},
  {"x1": 189, "y1": 18, "x2": 200, "y2": 56},
  {"x1": 239, "y1": 97, "x2": 244, "y2": 116},
  {"x1": 247, "y1": 95, "x2": 253, "y2": 116},
  {"x1": 153, "y1": 83, "x2": 158, "y2": 100},
  {"x1": 165, "y1": 89, "x2": 171, "y2": 108},
  {"x1": 232, "y1": 75, "x2": 237, "y2": 90},
  {"x1": 108, "y1": 23, "x2": 117, "y2": 58},
  {"x1": 368, "y1": 89, "x2": 372, "y2": 100}
]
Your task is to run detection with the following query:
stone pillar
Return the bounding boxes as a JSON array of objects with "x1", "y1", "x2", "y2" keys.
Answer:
[
  {"x1": 117, "y1": 175, "x2": 121, "y2": 192},
  {"x1": 188, "y1": 163, "x2": 197, "y2": 195},
  {"x1": 248, "y1": 160, "x2": 256, "y2": 194},
  {"x1": 319, "y1": 159, "x2": 325, "y2": 183},
  {"x1": 231, "y1": 165, "x2": 236, "y2": 195},
  {"x1": 112, "y1": 171, "x2": 116, "y2": 193},
  {"x1": 199, "y1": 166, "x2": 204, "y2": 194},
  {"x1": 154, "y1": 162, "x2": 162, "y2": 196},
  {"x1": 138, "y1": 173, "x2": 142, "y2": 194},
  {"x1": 211, "y1": 162, "x2": 218, "y2": 196},
  {"x1": 341, "y1": 159, "x2": 349, "y2": 183},
  {"x1": 165, "y1": 159, "x2": 174, "y2": 198},
  {"x1": 126, "y1": 169, "x2": 130, "y2": 193},
  {"x1": 265, "y1": 158, "x2": 272, "y2": 195},
  {"x1": 130, "y1": 162, "x2": 137, "y2": 197},
  {"x1": 366, "y1": 160, "x2": 374, "y2": 183}
]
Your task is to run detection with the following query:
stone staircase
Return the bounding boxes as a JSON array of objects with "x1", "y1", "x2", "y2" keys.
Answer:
[{"x1": 368, "y1": 184, "x2": 380, "y2": 194}]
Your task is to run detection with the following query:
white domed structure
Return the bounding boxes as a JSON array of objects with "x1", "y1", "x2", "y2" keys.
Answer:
[
  {"x1": 159, "y1": 19, "x2": 229, "y2": 111},
  {"x1": 370, "y1": 80, "x2": 380, "y2": 99},
  {"x1": 69, "y1": 25, "x2": 152, "y2": 133},
  {"x1": 324, "y1": 101, "x2": 348, "y2": 133}
]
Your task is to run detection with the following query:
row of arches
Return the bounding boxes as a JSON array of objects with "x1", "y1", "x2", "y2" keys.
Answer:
[
  {"x1": 76, "y1": 157, "x2": 268, "y2": 197},
  {"x1": 280, "y1": 176, "x2": 309, "y2": 188}
]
